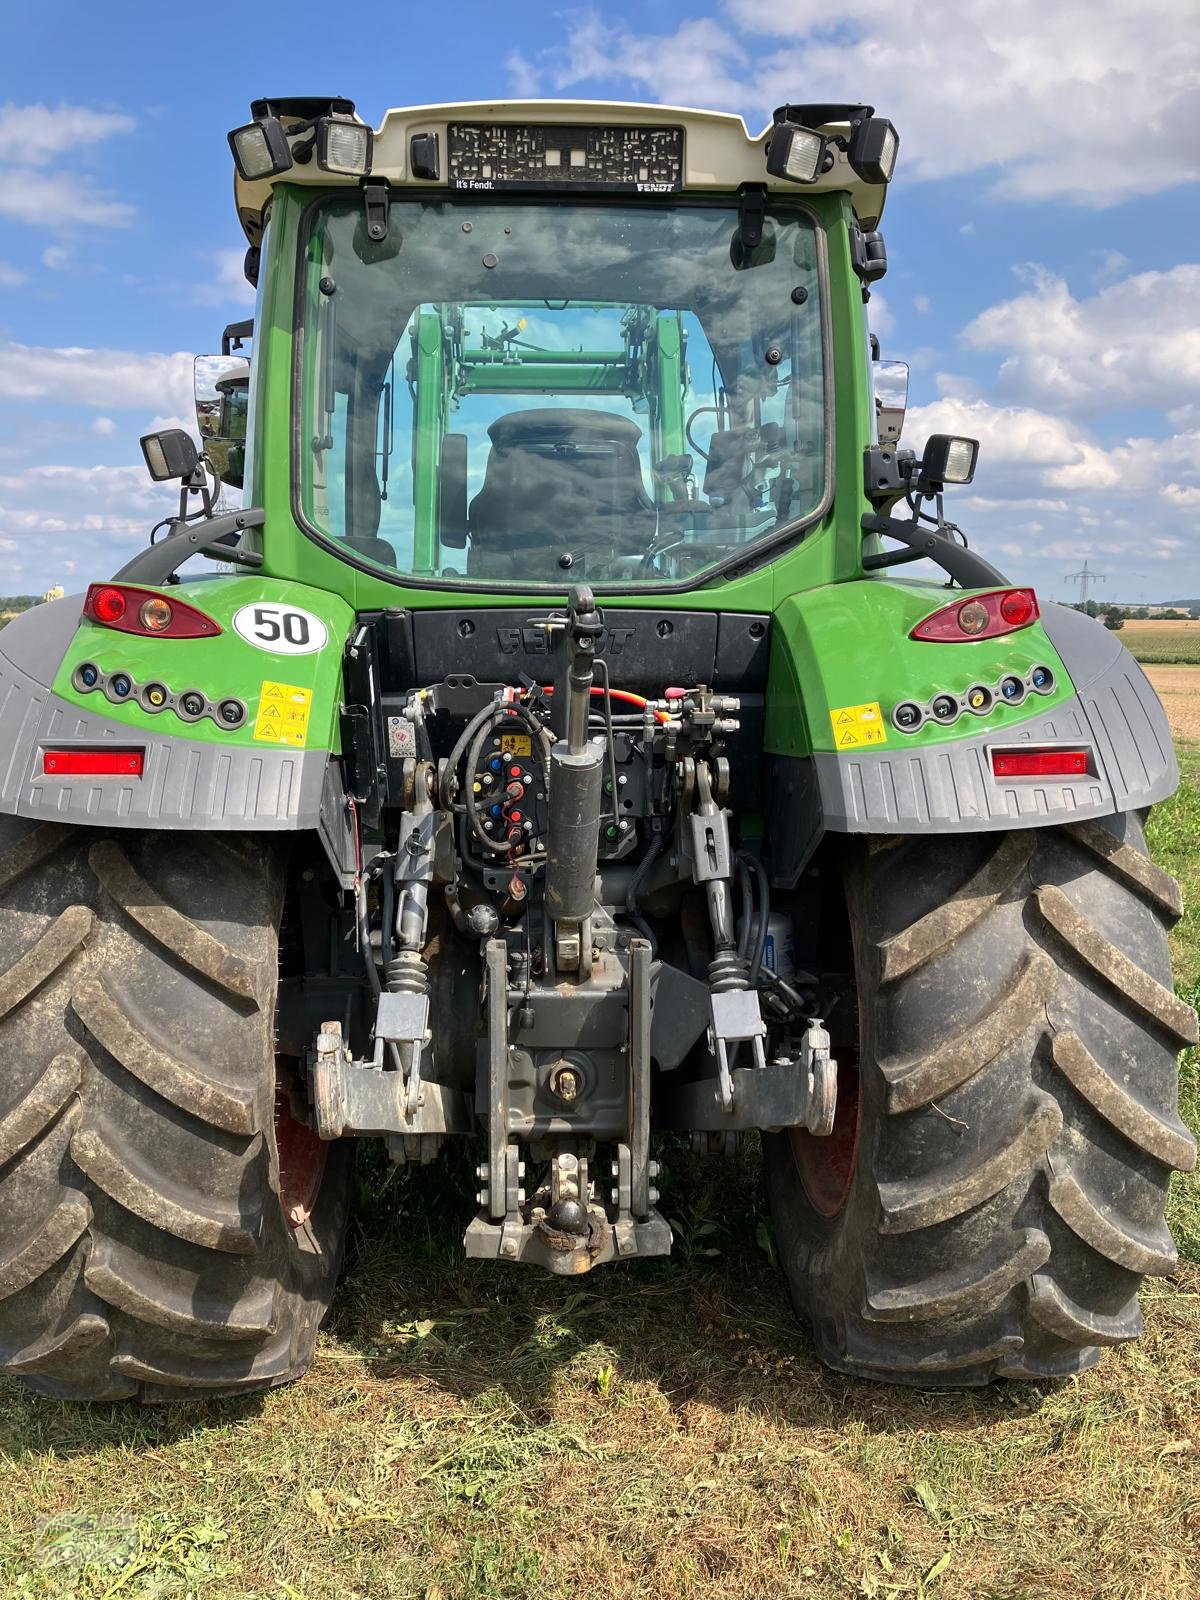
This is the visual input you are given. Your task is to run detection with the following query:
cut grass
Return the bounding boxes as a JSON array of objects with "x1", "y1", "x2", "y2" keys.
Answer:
[{"x1": 1, "y1": 762, "x2": 1197, "y2": 1600}]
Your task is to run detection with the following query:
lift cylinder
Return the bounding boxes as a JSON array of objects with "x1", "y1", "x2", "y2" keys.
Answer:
[{"x1": 545, "y1": 738, "x2": 605, "y2": 922}]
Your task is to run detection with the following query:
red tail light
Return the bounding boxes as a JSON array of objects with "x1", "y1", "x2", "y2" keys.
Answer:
[
  {"x1": 912, "y1": 588, "x2": 1039, "y2": 642},
  {"x1": 992, "y1": 748, "x2": 1088, "y2": 778},
  {"x1": 83, "y1": 584, "x2": 221, "y2": 639},
  {"x1": 43, "y1": 748, "x2": 145, "y2": 776}
]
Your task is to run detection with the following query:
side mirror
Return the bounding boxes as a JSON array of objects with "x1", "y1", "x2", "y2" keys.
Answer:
[
  {"x1": 439, "y1": 433, "x2": 470, "y2": 548},
  {"x1": 874, "y1": 359, "x2": 909, "y2": 445},
  {"x1": 195, "y1": 354, "x2": 250, "y2": 489}
]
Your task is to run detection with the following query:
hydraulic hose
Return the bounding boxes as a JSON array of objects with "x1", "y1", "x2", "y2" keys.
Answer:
[{"x1": 625, "y1": 833, "x2": 665, "y2": 956}]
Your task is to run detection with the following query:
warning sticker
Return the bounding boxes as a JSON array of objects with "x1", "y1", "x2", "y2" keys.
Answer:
[
  {"x1": 500, "y1": 733, "x2": 532, "y2": 756},
  {"x1": 829, "y1": 700, "x2": 888, "y2": 750},
  {"x1": 254, "y1": 680, "x2": 313, "y2": 747}
]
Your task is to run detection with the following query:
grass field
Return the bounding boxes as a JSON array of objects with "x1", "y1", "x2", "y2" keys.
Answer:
[{"x1": 1, "y1": 761, "x2": 1197, "y2": 1596}]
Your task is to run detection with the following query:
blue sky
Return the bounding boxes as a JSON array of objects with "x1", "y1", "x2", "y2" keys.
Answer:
[{"x1": 1, "y1": 0, "x2": 1197, "y2": 601}]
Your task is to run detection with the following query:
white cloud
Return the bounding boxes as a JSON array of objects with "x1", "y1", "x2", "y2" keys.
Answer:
[
  {"x1": 0, "y1": 262, "x2": 26, "y2": 287},
  {"x1": 908, "y1": 394, "x2": 1200, "y2": 500},
  {"x1": 0, "y1": 459, "x2": 184, "y2": 592},
  {"x1": 0, "y1": 103, "x2": 134, "y2": 166},
  {"x1": 191, "y1": 248, "x2": 256, "y2": 310},
  {"x1": 41, "y1": 245, "x2": 70, "y2": 270},
  {"x1": 964, "y1": 263, "x2": 1200, "y2": 413},
  {"x1": 913, "y1": 294, "x2": 931, "y2": 315},
  {"x1": 91, "y1": 416, "x2": 116, "y2": 437},
  {"x1": 866, "y1": 291, "x2": 894, "y2": 338},
  {"x1": 0, "y1": 103, "x2": 135, "y2": 233},
  {"x1": 0, "y1": 168, "x2": 134, "y2": 230},
  {"x1": 0, "y1": 341, "x2": 194, "y2": 418},
  {"x1": 516, "y1": 1, "x2": 1200, "y2": 205}
]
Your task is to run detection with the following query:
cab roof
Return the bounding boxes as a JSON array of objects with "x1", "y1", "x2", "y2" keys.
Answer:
[{"x1": 231, "y1": 97, "x2": 890, "y2": 245}]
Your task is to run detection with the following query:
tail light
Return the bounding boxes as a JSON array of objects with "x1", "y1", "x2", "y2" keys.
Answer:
[
  {"x1": 912, "y1": 588, "x2": 1039, "y2": 642},
  {"x1": 43, "y1": 748, "x2": 144, "y2": 777},
  {"x1": 992, "y1": 748, "x2": 1088, "y2": 778},
  {"x1": 82, "y1": 584, "x2": 221, "y2": 640}
]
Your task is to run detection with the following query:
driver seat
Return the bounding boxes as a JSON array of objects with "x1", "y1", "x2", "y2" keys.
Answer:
[{"x1": 467, "y1": 410, "x2": 657, "y2": 572}]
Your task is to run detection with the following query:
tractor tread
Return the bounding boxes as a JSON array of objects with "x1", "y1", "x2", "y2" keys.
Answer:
[
  {"x1": 87, "y1": 839, "x2": 261, "y2": 1005},
  {"x1": 1028, "y1": 1271, "x2": 1144, "y2": 1346},
  {"x1": 1048, "y1": 1029, "x2": 1196, "y2": 1171},
  {"x1": 1047, "y1": 1167, "x2": 1177, "y2": 1275},
  {"x1": 839, "y1": 1321, "x2": 1024, "y2": 1375},
  {"x1": 0, "y1": 1310, "x2": 110, "y2": 1375},
  {"x1": 878, "y1": 831, "x2": 1034, "y2": 985},
  {"x1": 112, "y1": 1325, "x2": 296, "y2": 1390},
  {"x1": 70, "y1": 1114, "x2": 262, "y2": 1254},
  {"x1": 865, "y1": 1226, "x2": 1050, "y2": 1322},
  {"x1": 86, "y1": 1233, "x2": 278, "y2": 1343},
  {"x1": 765, "y1": 813, "x2": 1194, "y2": 1388},
  {"x1": 0, "y1": 1192, "x2": 92, "y2": 1298},
  {"x1": 0, "y1": 822, "x2": 76, "y2": 896},
  {"x1": 72, "y1": 977, "x2": 260, "y2": 1135},
  {"x1": 0, "y1": 820, "x2": 348, "y2": 1402},
  {"x1": 881, "y1": 948, "x2": 1056, "y2": 1112},
  {"x1": 0, "y1": 906, "x2": 94, "y2": 1022},
  {"x1": 0, "y1": 1051, "x2": 83, "y2": 1168},
  {"x1": 877, "y1": 1093, "x2": 1062, "y2": 1233},
  {"x1": 1065, "y1": 818, "x2": 1183, "y2": 921},
  {"x1": 1034, "y1": 883, "x2": 1197, "y2": 1044}
]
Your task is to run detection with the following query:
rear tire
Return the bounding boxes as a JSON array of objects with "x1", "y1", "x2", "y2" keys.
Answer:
[
  {"x1": 0, "y1": 820, "x2": 350, "y2": 1402},
  {"x1": 765, "y1": 813, "x2": 1198, "y2": 1385}
]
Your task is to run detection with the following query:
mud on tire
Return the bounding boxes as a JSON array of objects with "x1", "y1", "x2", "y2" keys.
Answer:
[
  {"x1": 0, "y1": 820, "x2": 350, "y2": 1402},
  {"x1": 765, "y1": 812, "x2": 1198, "y2": 1385}
]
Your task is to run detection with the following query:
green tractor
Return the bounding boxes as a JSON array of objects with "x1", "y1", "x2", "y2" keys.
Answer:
[{"x1": 0, "y1": 97, "x2": 1193, "y2": 1403}]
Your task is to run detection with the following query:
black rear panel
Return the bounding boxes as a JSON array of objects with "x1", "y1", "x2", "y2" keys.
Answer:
[{"x1": 374, "y1": 608, "x2": 771, "y2": 696}]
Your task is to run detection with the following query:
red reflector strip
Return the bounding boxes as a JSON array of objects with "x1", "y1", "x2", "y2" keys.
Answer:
[
  {"x1": 991, "y1": 749, "x2": 1088, "y2": 778},
  {"x1": 43, "y1": 748, "x2": 145, "y2": 777}
]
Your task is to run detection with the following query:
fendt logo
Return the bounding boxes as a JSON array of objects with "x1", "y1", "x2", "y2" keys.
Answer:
[{"x1": 496, "y1": 626, "x2": 636, "y2": 656}]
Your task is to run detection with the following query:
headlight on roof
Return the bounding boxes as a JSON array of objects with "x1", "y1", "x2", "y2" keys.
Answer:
[
  {"x1": 228, "y1": 117, "x2": 294, "y2": 181},
  {"x1": 848, "y1": 117, "x2": 899, "y2": 184},
  {"x1": 317, "y1": 117, "x2": 372, "y2": 176},
  {"x1": 765, "y1": 122, "x2": 828, "y2": 185}
]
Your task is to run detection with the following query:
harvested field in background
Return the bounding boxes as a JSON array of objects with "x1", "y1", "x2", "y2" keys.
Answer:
[{"x1": 1145, "y1": 666, "x2": 1200, "y2": 743}]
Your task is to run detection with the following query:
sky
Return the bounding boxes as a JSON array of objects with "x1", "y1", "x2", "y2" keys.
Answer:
[{"x1": 0, "y1": 0, "x2": 1197, "y2": 604}]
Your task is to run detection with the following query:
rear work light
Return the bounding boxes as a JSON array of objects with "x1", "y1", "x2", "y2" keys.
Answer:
[
  {"x1": 43, "y1": 748, "x2": 144, "y2": 777},
  {"x1": 911, "y1": 588, "x2": 1039, "y2": 642},
  {"x1": 991, "y1": 748, "x2": 1089, "y2": 778},
  {"x1": 82, "y1": 584, "x2": 221, "y2": 640}
]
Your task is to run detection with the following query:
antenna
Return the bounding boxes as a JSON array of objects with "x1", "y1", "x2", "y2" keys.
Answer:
[{"x1": 1064, "y1": 558, "x2": 1105, "y2": 606}]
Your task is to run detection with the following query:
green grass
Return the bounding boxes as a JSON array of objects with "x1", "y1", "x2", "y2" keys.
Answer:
[{"x1": 1, "y1": 767, "x2": 1198, "y2": 1600}]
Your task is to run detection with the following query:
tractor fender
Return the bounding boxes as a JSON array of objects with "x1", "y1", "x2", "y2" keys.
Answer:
[
  {"x1": 0, "y1": 587, "x2": 353, "y2": 870},
  {"x1": 764, "y1": 595, "x2": 1178, "y2": 883}
]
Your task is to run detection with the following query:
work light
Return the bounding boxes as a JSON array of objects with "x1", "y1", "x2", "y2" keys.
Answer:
[
  {"x1": 140, "y1": 429, "x2": 200, "y2": 483},
  {"x1": 848, "y1": 117, "x2": 899, "y2": 185},
  {"x1": 317, "y1": 117, "x2": 372, "y2": 176},
  {"x1": 227, "y1": 116, "x2": 294, "y2": 181},
  {"x1": 765, "y1": 122, "x2": 827, "y2": 184},
  {"x1": 917, "y1": 434, "x2": 979, "y2": 491}
]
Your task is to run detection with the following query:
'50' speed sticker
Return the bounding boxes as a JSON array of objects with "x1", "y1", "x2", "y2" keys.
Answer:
[{"x1": 232, "y1": 603, "x2": 328, "y2": 656}]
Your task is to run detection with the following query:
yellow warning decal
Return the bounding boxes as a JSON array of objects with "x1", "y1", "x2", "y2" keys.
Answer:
[
  {"x1": 829, "y1": 700, "x2": 888, "y2": 750},
  {"x1": 500, "y1": 733, "x2": 532, "y2": 756},
  {"x1": 254, "y1": 681, "x2": 312, "y2": 747}
]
